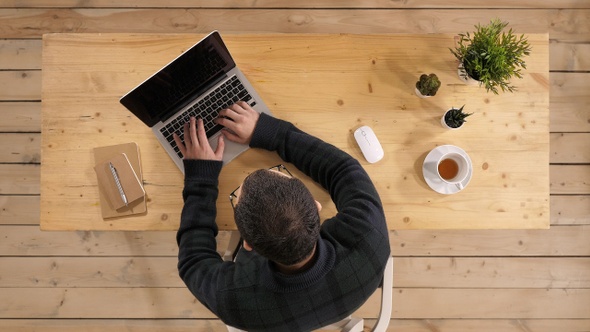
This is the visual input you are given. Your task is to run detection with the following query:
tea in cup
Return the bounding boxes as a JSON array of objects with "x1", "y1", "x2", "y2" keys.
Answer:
[{"x1": 437, "y1": 153, "x2": 470, "y2": 189}]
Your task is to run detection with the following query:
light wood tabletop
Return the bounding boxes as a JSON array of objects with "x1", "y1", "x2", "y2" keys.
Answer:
[{"x1": 41, "y1": 33, "x2": 550, "y2": 231}]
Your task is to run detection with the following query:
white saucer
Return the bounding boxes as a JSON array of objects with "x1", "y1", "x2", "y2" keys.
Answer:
[{"x1": 423, "y1": 145, "x2": 473, "y2": 195}]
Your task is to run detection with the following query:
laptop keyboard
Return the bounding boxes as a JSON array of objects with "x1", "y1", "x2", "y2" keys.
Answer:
[{"x1": 159, "y1": 75, "x2": 255, "y2": 159}]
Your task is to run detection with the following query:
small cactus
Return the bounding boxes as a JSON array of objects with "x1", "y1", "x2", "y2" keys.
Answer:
[
  {"x1": 416, "y1": 73, "x2": 441, "y2": 96},
  {"x1": 444, "y1": 105, "x2": 472, "y2": 128}
]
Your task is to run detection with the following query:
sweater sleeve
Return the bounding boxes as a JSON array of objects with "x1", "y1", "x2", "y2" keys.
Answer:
[
  {"x1": 176, "y1": 159, "x2": 226, "y2": 313},
  {"x1": 250, "y1": 113, "x2": 388, "y2": 237}
]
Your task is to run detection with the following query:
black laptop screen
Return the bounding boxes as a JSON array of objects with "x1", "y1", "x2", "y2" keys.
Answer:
[{"x1": 120, "y1": 32, "x2": 235, "y2": 127}]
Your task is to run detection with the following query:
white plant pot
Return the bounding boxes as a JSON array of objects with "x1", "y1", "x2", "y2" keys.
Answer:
[
  {"x1": 415, "y1": 87, "x2": 432, "y2": 98},
  {"x1": 458, "y1": 63, "x2": 480, "y2": 86},
  {"x1": 441, "y1": 109, "x2": 463, "y2": 130}
]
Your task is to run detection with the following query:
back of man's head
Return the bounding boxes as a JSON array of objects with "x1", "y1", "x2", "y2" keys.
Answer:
[{"x1": 234, "y1": 169, "x2": 320, "y2": 266}]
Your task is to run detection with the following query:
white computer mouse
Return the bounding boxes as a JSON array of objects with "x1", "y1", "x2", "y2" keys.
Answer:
[{"x1": 353, "y1": 126, "x2": 384, "y2": 163}]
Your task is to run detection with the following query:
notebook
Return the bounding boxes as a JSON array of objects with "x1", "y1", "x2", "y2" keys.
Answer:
[
  {"x1": 93, "y1": 143, "x2": 147, "y2": 219},
  {"x1": 95, "y1": 153, "x2": 145, "y2": 210},
  {"x1": 119, "y1": 31, "x2": 272, "y2": 173}
]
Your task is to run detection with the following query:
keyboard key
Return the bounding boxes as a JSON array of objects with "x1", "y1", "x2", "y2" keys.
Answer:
[{"x1": 161, "y1": 75, "x2": 253, "y2": 145}]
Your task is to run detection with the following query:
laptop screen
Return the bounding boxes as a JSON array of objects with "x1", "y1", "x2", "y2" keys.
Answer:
[{"x1": 120, "y1": 32, "x2": 235, "y2": 127}]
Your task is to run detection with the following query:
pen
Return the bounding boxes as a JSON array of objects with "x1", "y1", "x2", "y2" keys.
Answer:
[{"x1": 109, "y1": 162, "x2": 128, "y2": 207}]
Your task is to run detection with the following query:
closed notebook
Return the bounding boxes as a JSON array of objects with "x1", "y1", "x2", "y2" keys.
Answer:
[
  {"x1": 95, "y1": 153, "x2": 145, "y2": 209},
  {"x1": 93, "y1": 143, "x2": 147, "y2": 219}
]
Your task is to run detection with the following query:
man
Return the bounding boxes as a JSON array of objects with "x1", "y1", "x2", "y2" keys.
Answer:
[{"x1": 175, "y1": 101, "x2": 390, "y2": 331}]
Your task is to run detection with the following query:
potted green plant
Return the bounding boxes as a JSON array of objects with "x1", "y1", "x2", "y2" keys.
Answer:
[
  {"x1": 415, "y1": 73, "x2": 441, "y2": 98},
  {"x1": 450, "y1": 18, "x2": 532, "y2": 94},
  {"x1": 441, "y1": 105, "x2": 472, "y2": 129}
]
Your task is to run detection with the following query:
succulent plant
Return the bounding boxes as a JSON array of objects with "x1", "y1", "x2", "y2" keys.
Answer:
[
  {"x1": 444, "y1": 105, "x2": 472, "y2": 128},
  {"x1": 416, "y1": 73, "x2": 441, "y2": 96}
]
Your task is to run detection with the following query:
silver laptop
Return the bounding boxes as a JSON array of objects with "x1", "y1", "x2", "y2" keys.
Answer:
[{"x1": 120, "y1": 31, "x2": 272, "y2": 173}]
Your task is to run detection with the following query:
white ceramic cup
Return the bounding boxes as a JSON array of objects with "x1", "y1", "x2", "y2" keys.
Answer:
[{"x1": 436, "y1": 152, "x2": 470, "y2": 190}]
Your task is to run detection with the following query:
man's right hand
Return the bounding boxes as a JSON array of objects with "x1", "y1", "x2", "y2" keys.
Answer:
[
  {"x1": 173, "y1": 117, "x2": 224, "y2": 161},
  {"x1": 215, "y1": 101, "x2": 260, "y2": 145}
]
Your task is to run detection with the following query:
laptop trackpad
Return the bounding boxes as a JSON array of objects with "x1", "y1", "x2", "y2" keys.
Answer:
[{"x1": 209, "y1": 135, "x2": 249, "y2": 165}]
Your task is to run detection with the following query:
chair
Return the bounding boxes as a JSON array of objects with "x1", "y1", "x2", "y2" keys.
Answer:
[{"x1": 224, "y1": 232, "x2": 393, "y2": 332}]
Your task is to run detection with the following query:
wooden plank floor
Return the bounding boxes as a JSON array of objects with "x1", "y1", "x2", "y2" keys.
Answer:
[{"x1": 0, "y1": 2, "x2": 589, "y2": 331}]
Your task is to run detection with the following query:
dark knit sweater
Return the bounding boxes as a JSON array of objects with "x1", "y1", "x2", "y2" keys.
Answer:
[{"x1": 177, "y1": 113, "x2": 390, "y2": 331}]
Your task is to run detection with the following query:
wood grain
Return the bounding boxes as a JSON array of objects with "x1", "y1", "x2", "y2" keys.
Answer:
[
  {"x1": 0, "y1": 195, "x2": 40, "y2": 225},
  {"x1": 0, "y1": 39, "x2": 41, "y2": 69},
  {"x1": 2, "y1": 225, "x2": 589, "y2": 257},
  {"x1": 0, "y1": 70, "x2": 41, "y2": 100},
  {"x1": 394, "y1": 257, "x2": 590, "y2": 288},
  {"x1": 0, "y1": 133, "x2": 40, "y2": 163},
  {"x1": 0, "y1": 287, "x2": 588, "y2": 319},
  {"x1": 550, "y1": 133, "x2": 590, "y2": 163},
  {"x1": 0, "y1": 102, "x2": 41, "y2": 132},
  {"x1": 0, "y1": 225, "x2": 224, "y2": 256},
  {"x1": 550, "y1": 40, "x2": 590, "y2": 71},
  {"x1": 2, "y1": 256, "x2": 589, "y2": 288},
  {"x1": 1, "y1": 3, "x2": 589, "y2": 330},
  {"x1": 40, "y1": 33, "x2": 550, "y2": 230},
  {"x1": 550, "y1": 165, "x2": 590, "y2": 194},
  {"x1": 0, "y1": 193, "x2": 585, "y2": 227},
  {"x1": 389, "y1": 288, "x2": 590, "y2": 319},
  {"x1": 0, "y1": 9, "x2": 560, "y2": 38},
  {"x1": 0, "y1": 184, "x2": 590, "y2": 225},
  {"x1": 0, "y1": 256, "x2": 183, "y2": 288},
  {"x1": 550, "y1": 73, "x2": 590, "y2": 132},
  {"x1": 0, "y1": 288, "x2": 216, "y2": 319},
  {"x1": 0, "y1": 319, "x2": 589, "y2": 332},
  {"x1": 0, "y1": 13, "x2": 587, "y2": 71},
  {"x1": 0, "y1": 320, "x2": 226, "y2": 332},
  {"x1": 2, "y1": 0, "x2": 589, "y2": 9},
  {"x1": 0, "y1": 164, "x2": 39, "y2": 194},
  {"x1": 551, "y1": 195, "x2": 590, "y2": 225},
  {"x1": 391, "y1": 225, "x2": 590, "y2": 256}
]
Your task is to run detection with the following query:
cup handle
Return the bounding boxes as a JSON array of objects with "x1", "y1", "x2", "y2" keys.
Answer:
[{"x1": 456, "y1": 182, "x2": 464, "y2": 190}]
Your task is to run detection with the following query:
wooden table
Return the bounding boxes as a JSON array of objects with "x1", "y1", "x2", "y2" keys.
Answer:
[{"x1": 41, "y1": 33, "x2": 550, "y2": 231}]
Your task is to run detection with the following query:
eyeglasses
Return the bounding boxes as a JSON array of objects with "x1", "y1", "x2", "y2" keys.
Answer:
[{"x1": 229, "y1": 164, "x2": 294, "y2": 209}]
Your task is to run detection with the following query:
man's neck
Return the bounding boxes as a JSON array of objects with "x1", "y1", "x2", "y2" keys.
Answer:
[{"x1": 275, "y1": 246, "x2": 317, "y2": 275}]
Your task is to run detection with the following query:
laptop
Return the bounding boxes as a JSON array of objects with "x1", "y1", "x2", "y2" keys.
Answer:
[{"x1": 120, "y1": 31, "x2": 272, "y2": 173}]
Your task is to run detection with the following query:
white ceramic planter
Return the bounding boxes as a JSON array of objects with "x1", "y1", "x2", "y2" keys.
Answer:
[
  {"x1": 457, "y1": 63, "x2": 480, "y2": 86},
  {"x1": 441, "y1": 108, "x2": 463, "y2": 130},
  {"x1": 415, "y1": 87, "x2": 432, "y2": 98}
]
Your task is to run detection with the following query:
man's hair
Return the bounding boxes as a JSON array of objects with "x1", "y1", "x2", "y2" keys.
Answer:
[{"x1": 233, "y1": 169, "x2": 320, "y2": 266}]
